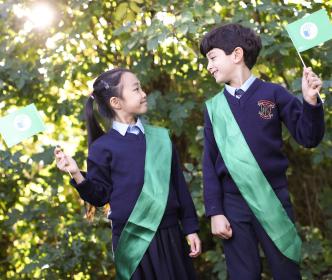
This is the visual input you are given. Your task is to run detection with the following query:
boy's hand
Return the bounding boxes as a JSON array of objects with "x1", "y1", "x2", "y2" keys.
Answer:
[
  {"x1": 211, "y1": 215, "x2": 232, "y2": 239},
  {"x1": 302, "y1": 67, "x2": 322, "y2": 106},
  {"x1": 186, "y1": 233, "x2": 201, "y2": 258},
  {"x1": 54, "y1": 146, "x2": 80, "y2": 175}
]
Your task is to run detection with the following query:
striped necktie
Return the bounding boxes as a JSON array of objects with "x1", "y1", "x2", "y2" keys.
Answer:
[{"x1": 235, "y1": 88, "x2": 245, "y2": 99}]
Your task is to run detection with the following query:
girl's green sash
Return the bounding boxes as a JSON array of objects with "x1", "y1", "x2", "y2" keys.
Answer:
[
  {"x1": 206, "y1": 91, "x2": 301, "y2": 263},
  {"x1": 114, "y1": 125, "x2": 172, "y2": 279}
]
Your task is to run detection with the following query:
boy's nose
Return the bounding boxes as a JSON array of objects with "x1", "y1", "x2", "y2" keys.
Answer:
[{"x1": 207, "y1": 61, "x2": 212, "y2": 72}]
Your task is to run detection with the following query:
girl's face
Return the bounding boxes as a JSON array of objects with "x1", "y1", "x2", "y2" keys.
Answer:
[{"x1": 112, "y1": 72, "x2": 148, "y2": 117}]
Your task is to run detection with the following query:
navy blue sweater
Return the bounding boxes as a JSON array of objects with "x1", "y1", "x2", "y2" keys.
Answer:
[
  {"x1": 72, "y1": 129, "x2": 199, "y2": 236},
  {"x1": 203, "y1": 78, "x2": 325, "y2": 217}
]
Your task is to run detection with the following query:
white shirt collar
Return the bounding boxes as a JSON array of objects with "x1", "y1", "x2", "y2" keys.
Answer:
[
  {"x1": 225, "y1": 75, "x2": 256, "y2": 96},
  {"x1": 112, "y1": 117, "x2": 145, "y2": 136}
]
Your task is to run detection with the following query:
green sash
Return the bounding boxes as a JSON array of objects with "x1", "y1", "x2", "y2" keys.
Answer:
[
  {"x1": 114, "y1": 125, "x2": 172, "y2": 279},
  {"x1": 206, "y1": 91, "x2": 301, "y2": 263}
]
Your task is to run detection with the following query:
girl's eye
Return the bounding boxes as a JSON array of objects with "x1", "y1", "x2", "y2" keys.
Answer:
[
  {"x1": 211, "y1": 57, "x2": 216, "y2": 60},
  {"x1": 134, "y1": 87, "x2": 139, "y2": 91}
]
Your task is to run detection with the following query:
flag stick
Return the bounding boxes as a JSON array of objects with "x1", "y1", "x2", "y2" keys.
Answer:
[
  {"x1": 295, "y1": 49, "x2": 306, "y2": 68},
  {"x1": 66, "y1": 168, "x2": 73, "y2": 179},
  {"x1": 286, "y1": 31, "x2": 324, "y2": 102}
]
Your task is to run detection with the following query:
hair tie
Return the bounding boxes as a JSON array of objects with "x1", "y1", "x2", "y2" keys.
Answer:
[
  {"x1": 100, "y1": 80, "x2": 110, "y2": 90},
  {"x1": 90, "y1": 93, "x2": 95, "y2": 100}
]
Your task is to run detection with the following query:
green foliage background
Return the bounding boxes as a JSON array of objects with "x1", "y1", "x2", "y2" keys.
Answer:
[{"x1": 0, "y1": 0, "x2": 331, "y2": 279}]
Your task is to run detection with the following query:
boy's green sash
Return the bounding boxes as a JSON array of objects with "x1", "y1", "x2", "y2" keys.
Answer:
[
  {"x1": 206, "y1": 91, "x2": 301, "y2": 263},
  {"x1": 114, "y1": 125, "x2": 172, "y2": 279}
]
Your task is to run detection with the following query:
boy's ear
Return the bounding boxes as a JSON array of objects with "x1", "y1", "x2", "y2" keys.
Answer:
[
  {"x1": 232, "y1": 47, "x2": 244, "y2": 63},
  {"x1": 110, "y1": 96, "x2": 121, "y2": 110}
]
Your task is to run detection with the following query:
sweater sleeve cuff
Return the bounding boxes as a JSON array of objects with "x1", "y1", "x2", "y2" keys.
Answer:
[
  {"x1": 303, "y1": 97, "x2": 324, "y2": 122},
  {"x1": 181, "y1": 217, "x2": 200, "y2": 235},
  {"x1": 70, "y1": 171, "x2": 89, "y2": 193},
  {"x1": 204, "y1": 198, "x2": 224, "y2": 217}
]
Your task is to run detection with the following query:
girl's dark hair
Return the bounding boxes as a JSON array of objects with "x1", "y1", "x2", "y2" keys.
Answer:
[
  {"x1": 85, "y1": 68, "x2": 132, "y2": 146},
  {"x1": 200, "y1": 23, "x2": 262, "y2": 69}
]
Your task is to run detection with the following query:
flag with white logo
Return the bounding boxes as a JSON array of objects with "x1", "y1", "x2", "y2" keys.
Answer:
[
  {"x1": 0, "y1": 104, "x2": 45, "y2": 148},
  {"x1": 286, "y1": 9, "x2": 332, "y2": 52}
]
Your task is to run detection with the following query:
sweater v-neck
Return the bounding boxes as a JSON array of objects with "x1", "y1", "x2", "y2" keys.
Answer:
[
  {"x1": 108, "y1": 128, "x2": 145, "y2": 142},
  {"x1": 224, "y1": 78, "x2": 263, "y2": 108}
]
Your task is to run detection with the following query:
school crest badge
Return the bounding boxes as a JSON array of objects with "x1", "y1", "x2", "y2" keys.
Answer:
[{"x1": 258, "y1": 100, "x2": 275, "y2": 119}]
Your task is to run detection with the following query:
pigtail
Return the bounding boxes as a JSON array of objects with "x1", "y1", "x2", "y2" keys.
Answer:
[
  {"x1": 83, "y1": 95, "x2": 104, "y2": 222},
  {"x1": 85, "y1": 94, "x2": 105, "y2": 147},
  {"x1": 84, "y1": 203, "x2": 111, "y2": 223},
  {"x1": 84, "y1": 95, "x2": 112, "y2": 222},
  {"x1": 84, "y1": 202, "x2": 96, "y2": 222}
]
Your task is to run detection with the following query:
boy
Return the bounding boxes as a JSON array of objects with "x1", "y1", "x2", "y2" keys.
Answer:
[{"x1": 200, "y1": 23, "x2": 324, "y2": 279}]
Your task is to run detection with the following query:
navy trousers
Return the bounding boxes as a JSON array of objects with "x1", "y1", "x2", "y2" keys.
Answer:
[{"x1": 222, "y1": 189, "x2": 301, "y2": 280}]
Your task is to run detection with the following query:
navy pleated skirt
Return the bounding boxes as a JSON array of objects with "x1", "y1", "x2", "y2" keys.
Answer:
[{"x1": 112, "y1": 224, "x2": 197, "y2": 280}]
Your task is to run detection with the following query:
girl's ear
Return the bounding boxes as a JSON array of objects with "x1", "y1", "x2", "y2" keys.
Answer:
[
  {"x1": 232, "y1": 47, "x2": 244, "y2": 63},
  {"x1": 110, "y1": 96, "x2": 121, "y2": 110}
]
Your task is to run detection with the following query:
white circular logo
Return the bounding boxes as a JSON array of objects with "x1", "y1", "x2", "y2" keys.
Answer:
[
  {"x1": 14, "y1": 114, "x2": 32, "y2": 131},
  {"x1": 300, "y1": 22, "x2": 318, "y2": 40}
]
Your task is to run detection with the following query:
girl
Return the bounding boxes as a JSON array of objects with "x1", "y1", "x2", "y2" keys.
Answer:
[{"x1": 54, "y1": 68, "x2": 201, "y2": 280}]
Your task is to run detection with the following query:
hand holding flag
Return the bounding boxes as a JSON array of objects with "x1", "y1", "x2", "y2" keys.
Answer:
[
  {"x1": 285, "y1": 9, "x2": 331, "y2": 102},
  {"x1": 302, "y1": 67, "x2": 323, "y2": 105},
  {"x1": 54, "y1": 146, "x2": 79, "y2": 178}
]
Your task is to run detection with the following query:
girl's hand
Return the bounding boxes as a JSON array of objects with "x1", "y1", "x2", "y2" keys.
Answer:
[
  {"x1": 302, "y1": 67, "x2": 322, "y2": 105},
  {"x1": 186, "y1": 233, "x2": 201, "y2": 258},
  {"x1": 54, "y1": 146, "x2": 80, "y2": 175}
]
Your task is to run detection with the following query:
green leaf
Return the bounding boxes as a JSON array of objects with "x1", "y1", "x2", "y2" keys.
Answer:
[
  {"x1": 31, "y1": 146, "x2": 55, "y2": 165},
  {"x1": 147, "y1": 37, "x2": 159, "y2": 50},
  {"x1": 178, "y1": 24, "x2": 189, "y2": 35},
  {"x1": 129, "y1": 2, "x2": 141, "y2": 14},
  {"x1": 114, "y1": 3, "x2": 128, "y2": 21}
]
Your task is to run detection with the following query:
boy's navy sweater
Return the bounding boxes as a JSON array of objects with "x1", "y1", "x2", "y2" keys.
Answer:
[
  {"x1": 72, "y1": 129, "x2": 199, "y2": 236},
  {"x1": 203, "y1": 78, "x2": 325, "y2": 217}
]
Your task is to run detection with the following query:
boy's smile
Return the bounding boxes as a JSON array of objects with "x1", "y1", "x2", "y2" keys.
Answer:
[{"x1": 206, "y1": 48, "x2": 235, "y2": 84}]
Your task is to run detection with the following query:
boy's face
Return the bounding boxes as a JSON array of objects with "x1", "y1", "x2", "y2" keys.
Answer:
[{"x1": 206, "y1": 48, "x2": 236, "y2": 84}]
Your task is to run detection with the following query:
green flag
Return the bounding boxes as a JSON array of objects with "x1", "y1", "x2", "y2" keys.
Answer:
[
  {"x1": 0, "y1": 104, "x2": 45, "y2": 148},
  {"x1": 286, "y1": 9, "x2": 332, "y2": 52}
]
